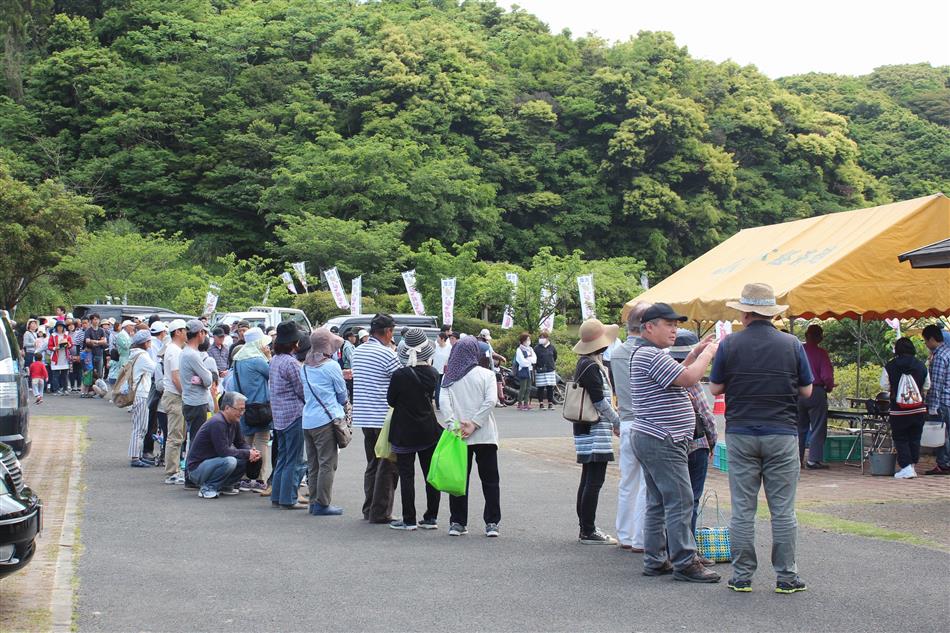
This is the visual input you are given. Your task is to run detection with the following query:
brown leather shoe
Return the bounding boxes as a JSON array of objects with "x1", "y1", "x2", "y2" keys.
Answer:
[
  {"x1": 630, "y1": 547, "x2": 645, "y2": 553},
  {"x1": 643, "y1": 561, "x2": 674, "y2": 576},
  {"x1": 673, "y1": 561, "x2": 721, "y2": 583},
  {"x1": 697, "y1": 554, "x2": 716, "y2": 566}
]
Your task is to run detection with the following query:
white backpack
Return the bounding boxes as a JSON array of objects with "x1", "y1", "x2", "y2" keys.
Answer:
[{"x1": 895, "y1": 373, "x2": 924, "y2": 410}]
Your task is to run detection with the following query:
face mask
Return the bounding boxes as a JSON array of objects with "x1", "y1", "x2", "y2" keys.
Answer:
[{"x1": 539, "y1": 338, "x2": 548, "y2": 345}]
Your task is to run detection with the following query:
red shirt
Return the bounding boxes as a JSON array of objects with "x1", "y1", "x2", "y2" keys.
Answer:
[{"x1": 29, "y1": 361, "x2": 49, "y2": 381}]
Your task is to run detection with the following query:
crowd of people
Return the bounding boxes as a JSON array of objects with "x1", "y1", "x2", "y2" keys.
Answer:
[{"x1": 16, "y1": 283, "x2": 950, "y2": 594}]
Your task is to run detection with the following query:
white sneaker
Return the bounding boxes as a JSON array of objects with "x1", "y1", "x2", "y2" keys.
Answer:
[
  {"x1": 164, "y1": 473, "x2": 185, "y2": 485},
  {"x1": 894, "y1": 465, "x2": 917, "y2": 479}
]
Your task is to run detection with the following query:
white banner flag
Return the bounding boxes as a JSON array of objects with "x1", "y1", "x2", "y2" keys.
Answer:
[
  {"x1": 540, "y1": 286, "x2": 556, "y2": 332},
  {"x1": 291, "y1": 261, "x2": 309, "y2": 292},
  {"x1": 577, "y1": 274, "x2": 595, "y2": 320},
  {"x1": 201, "y1": 284, "x2": 220, "y2": 318},
  {"x1": 441, "y1": 278, "x2": 456, "y2": 326},
  {"x1": 402, "y1": 270, "x2": 426, "y2": 316},
  {"x1": 324, "y1": 267, "x2": 349, "y2": 309},
  {"x1": 501, "y1": 272, "x2": 518, "y2": 329},
  {"x1": 281, "y1": 271, "x2": 297, "y2": 295},
  {"x1": 884, "y1": 317, "x2": 901, "y2": 337},
  {"x1": 350, "y1": 276, "x2": 362, "y2": 316}
]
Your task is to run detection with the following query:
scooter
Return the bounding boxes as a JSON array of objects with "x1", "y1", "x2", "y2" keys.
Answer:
[{"x1": 499, "y1": 365, "x2": 565, "y2": 407}]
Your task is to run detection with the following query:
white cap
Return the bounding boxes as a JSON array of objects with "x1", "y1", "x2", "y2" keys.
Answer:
[
  {"x1": 167, "y1": 319, "x2": 187, "y2": 333},
  {"x1": 243, "y1": 327, "x2": 266, "y2": 345},
  {"x1": 150, "y1": 321, "x2": 167, "y2": 334},
  {"x1": 357, "y1": 329, "x2": 369, "y2": 339},
  {"x1": 120, "y1": 320, "x2": 135, "y2": 329},
  {"x1": 479, "y1": 328, "x2": 491, "y2": 340}
]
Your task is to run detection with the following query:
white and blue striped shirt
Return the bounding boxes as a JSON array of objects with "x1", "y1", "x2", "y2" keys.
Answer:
[
  {"x1": 352, "y1": 337, "x2": 400, "y2": 428},
  {"x1": 630, "y1": 345, "x2": 695, "y2": 442}
]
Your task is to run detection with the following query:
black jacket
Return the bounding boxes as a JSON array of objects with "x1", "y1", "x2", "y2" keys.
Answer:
[
  {"x1": 534, "y1": 342, "x2": 558, "y2": 373},
  {"x1": 386, "y1": 365, "x2": 441, "y2": 448}
]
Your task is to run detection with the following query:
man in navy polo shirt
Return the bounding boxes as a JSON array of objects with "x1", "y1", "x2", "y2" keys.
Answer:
[{"x1": 710, "y1": 283, "x2": 813, "y2": 595}]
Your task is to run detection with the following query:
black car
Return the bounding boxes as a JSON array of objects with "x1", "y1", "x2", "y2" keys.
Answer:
[
  {"x1": 0, "y1": 313, "x2": 30, "y2": 457},
  {"x1": 0, "y1": 441, "x2": 41, "y2": 578}
]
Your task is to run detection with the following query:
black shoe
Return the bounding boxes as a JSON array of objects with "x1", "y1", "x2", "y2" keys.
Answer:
[
  {"x1": 673, "y1": 561, "x2": 721, "y2": 583},
  {"x1": 775, "y1": 578, "x2": 807, "y2": 594},
  {"x1": 805, "y1": 462, "x2": 830, "y2": 470},
  {"x1": 642, "y1": 562, "x2": 674, "y2": 576},
  {"x1": 183, "y1": 480, "x2": 198, "y2": 490},
  {"x1": 727, "y1": 578, "x2": 752, "y2": 592}
]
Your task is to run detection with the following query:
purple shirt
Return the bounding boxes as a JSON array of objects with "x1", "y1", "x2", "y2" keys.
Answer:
[
  {"x1": 804, "y1": 342, "x2": 834, "y2": 391},
  {"x1": 268, "y1": 353, "x2": 305, "y2": 430}
]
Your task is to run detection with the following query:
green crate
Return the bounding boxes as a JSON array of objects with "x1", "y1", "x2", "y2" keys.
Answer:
[{"x1": 824, "y1": 435, "x2": 860, "y2": 462}]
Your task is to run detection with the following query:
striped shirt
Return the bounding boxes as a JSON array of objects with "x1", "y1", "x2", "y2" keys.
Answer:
[
  {"x1": 630, "y1": 345, "x2": 695, "y2": 441},
  {"x1": 352, "y1": 337, "x2": 400, "y2": 428}
]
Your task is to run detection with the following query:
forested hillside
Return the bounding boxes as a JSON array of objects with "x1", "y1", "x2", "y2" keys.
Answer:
[{"x1": 1, "y1": 0, "x2": 947, "y2": 317}]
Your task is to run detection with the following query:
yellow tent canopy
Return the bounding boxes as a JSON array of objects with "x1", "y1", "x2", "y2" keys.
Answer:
[{"x1": 623, "y1": 194, "x2": 950, "y2": 323}]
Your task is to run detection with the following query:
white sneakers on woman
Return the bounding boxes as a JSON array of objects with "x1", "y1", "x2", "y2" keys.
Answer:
[{"x1": 894, "y1": 465, "x2": 918, "y2": 479}]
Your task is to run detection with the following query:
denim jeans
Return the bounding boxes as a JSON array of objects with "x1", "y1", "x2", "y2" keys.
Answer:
[
  {"x1": 727, "y1": 433, "x2": 800, "y2": 582},
  {"x1": 632, "y1": 432, "x2": 696, "y2": 571},
  {"x1": 687, "y1": 448, "x2": 709, "y2": 535},
  {"x1": 189, "y1": 456, "x2": 247, "y2": 492},
  {"x1": 934, "y1": 405, "x2": 950, "y2": 468},
  {"x1": 271, "y1": 417, "x2": 305, "y2": 506},
  {"x1": 797, "y1": 385, "x2": 828, "y2": 463}
]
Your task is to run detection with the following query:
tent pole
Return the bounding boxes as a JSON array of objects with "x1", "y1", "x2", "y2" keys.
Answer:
[{"x1": 855, "y1": 314, "x2": 863, "y2": 398}]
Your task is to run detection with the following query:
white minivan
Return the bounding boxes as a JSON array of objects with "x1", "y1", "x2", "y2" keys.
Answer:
[{"x1": 213, "y1": 307, "x2": 312, "y2": 333}]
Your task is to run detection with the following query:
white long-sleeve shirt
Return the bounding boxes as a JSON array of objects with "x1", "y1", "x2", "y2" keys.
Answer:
[{"x1": 438, "y1": 366, "x2": 499, "y2": 446}]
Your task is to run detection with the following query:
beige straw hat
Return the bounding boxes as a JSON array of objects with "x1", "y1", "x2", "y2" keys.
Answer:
[
  {"x1": 725, "y1": 282, "x2": 788, "y2": 316},
  {"x1": 572, "y1": 318, "x2": 620, "y2": 355}
]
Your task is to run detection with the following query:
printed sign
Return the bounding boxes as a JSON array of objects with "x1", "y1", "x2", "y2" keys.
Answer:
[
  {"x1": 402, "y1": 269, "x2": 426, "y2": 316},
  {"x1": 540, "y1": 286, "x2": 556, "y2": 332},
  {"x1": 577, "y1": 274, "x2": 595, "y2": 320},
  {"x1": 325, "y1": 267, "x2": 349, "y2": 309},
  {"x1": 501, "y1": 272, "x2": 518, "y2": 329},
  {"x1": 281, "y1": 271, "x2": 297, "y2": 295},
  {"x1": 291, "y1": 261, "x2": 309, "y2": 292},
  {"x1": 350, "y1": 276, "x2": 362, "y2": 316},
  {"x1": 201, "y1": 284, "x2": 220, "y2": 318},
  {"x1": 441, "y1": 278, "x2": 456, "y2": 326}
]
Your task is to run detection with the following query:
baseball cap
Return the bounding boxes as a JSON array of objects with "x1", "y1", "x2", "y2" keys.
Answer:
[
  {"x1": 357, "y1": 329, "x2": 369, "y2": 339},
  {"x1": 641, "y1": 303, "x2": 688, "y2": 323},
  {"x1": 211, "y1": 326, "x2": 225, "y2": 337},
  {"x1": 120, "y1": 319, "x2": 135, "y2": 329},
  {"x1": 130, "y1": 330, "x2": 151, "y2": 347},
  {"x1": 479, "y1": 328, "x2": 492, "y2": 340},
  {"x1": 167, "y1": 318, "x2": 187, "y2": 333},
  {"x1": 149, "y1": 321, "x2": 167, "y2": 334},
  {"x1": 186, "y1": 319, "x2": 205, "y2": 335},
  {"x1": 669, "y1": 329, "x2": 699, "y2": 361},
  {"x1": 370, "y1": 313, "x2": 395, "y2": 332}
]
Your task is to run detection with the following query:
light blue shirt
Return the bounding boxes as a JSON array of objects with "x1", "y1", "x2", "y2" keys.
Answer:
[{"x1": 301, "y1": 362, "x2": 347, "y2": 430}]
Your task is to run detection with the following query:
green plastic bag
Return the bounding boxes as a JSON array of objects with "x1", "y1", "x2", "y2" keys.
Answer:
[
  {"x1": 427, "y1": 428, "x2": 469, "y2": 496},
  {"x1": 374, "y1": 408, "x2": 395, "y2": 462}
]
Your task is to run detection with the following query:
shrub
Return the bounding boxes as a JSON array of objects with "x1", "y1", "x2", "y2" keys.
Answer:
[{"x1": 828, "y1": 363, "x2": 884, "y2": 408}]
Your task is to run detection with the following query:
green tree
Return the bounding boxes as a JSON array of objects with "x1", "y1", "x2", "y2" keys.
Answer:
[{"x1": 0, "y1": 162, "x2": 100, "y2": 309}]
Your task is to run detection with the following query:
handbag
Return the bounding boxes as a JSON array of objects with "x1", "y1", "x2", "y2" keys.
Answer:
[
  {"x1": 234, "y1": 361, "x2": 272, "y2": 428},
  {"x1": 562, "y1": 362, "x2": 599, "y2": 423},
  {"x1": 303, "y1": 365, "x2": 352, "y2": 449},
  {"x1": 426, "y1": 428, "x2": 469, "y2": 496},
  {"x1": 695, "y1": 491, "x2": 731, "y2": 563},
  {"x1": 374, "y1": 408, "x2": 396, "y2": 461},
  {"x1": 921, "y1": 419, "x2": 947, "y2": 448}
]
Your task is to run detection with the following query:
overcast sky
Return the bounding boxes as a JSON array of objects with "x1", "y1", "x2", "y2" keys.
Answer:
[{"x1": 506, "y1": 0, "x2": 950, "y2": 78}]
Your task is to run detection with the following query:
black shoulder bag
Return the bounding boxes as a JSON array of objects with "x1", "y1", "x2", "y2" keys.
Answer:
[{"x1": 234, "y1": 361, "x2": 272, "y2": 429}]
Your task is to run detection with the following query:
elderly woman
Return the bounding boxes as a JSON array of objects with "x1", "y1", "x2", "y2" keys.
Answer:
[
  {"x1": 268, "y1": 322, "x2": 307, "y2": 509},
  {"x1": 232, "y1": 327, "x2": 272, "y2": 492},
  {"x1": 439, "y1": 336, "x2": 501, "y2": 538},
  {"x1": 387, "y1": 328, "x2": 442, "y2": 531},
  {"x1": 301, "y1": 328, "x2": 348, "y2": 516},
  {"x1": 127, "y1": 330, "x2": 156, "y2": 468},
  {"x1": 882, "y1": 337, "x2": 930, "y2": 479},
  {"x1": 572, "y1": 318, "x2": 621, "y2": 545}
]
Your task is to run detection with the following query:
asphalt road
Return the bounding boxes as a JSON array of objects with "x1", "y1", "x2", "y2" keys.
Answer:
[{"x1": 36, "y1": 395, "x2": 950, "y2": 632}]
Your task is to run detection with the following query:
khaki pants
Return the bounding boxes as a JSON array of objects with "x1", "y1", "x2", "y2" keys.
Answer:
[
  {"x1": 161, "y1": 392, "x2": 185, "y2": 476},
  {"x1": 304, "y1": 424, "x2": 338, "y2": 506},
  {"x1": 245, "y1": 430, "x2": 271, "y2": 483}
]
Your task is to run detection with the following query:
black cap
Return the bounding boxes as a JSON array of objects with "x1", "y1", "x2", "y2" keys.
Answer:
[
  {"x1": 370, "y1": 313, "x2": 395, "y2": 334},
  {"x1": 211, "y1": 326, "x2": 225, "y2": 337},
  {"x1": 641, "y1": 302, "x2": 688, "y2": 323}
]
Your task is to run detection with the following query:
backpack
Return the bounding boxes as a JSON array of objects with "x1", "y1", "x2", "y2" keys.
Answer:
[
  {"x1": 894, "y1": 372, "x2": 924, "y2": 410},
  {"x1": 111, "y1": 355, "x2": 143, "y2": 407}
]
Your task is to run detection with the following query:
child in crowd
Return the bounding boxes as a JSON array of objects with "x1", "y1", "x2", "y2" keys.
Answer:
[
  {"x1": 80, "y1": 349, "x2": 94, "y2": 398},
  {"x1": 29, "y1": 353, "x2": 49, "y2": 404}
]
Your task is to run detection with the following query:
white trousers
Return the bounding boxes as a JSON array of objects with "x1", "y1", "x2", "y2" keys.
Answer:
[{"x1": 616, "y1": 421, "x2": 647, "y2": 548}]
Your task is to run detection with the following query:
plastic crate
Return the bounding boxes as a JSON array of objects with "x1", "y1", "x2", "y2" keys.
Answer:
[
  {"x1": 824, "y1": 435, "x2": 860, "y2": 462},
  {"x1": 713, "y1": 441, "x2": 728, "y2": 472}
]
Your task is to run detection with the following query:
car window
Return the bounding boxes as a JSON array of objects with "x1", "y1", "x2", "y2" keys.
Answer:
[
  {"x1": 280, "y1": 312, "x2": 294, "y2": 322},
  {"x1": 290, "y1": 313, "x2": 309, "y2": 330}
]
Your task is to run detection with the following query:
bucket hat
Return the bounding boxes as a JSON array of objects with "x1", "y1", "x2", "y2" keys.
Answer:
[{"x1": 572, "y1": 318, "x2": 619, "y2": 355}]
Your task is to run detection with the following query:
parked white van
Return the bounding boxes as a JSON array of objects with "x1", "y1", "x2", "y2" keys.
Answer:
[{"x1": 213, "y1": 307, "x2": 312, "y2": 333}]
